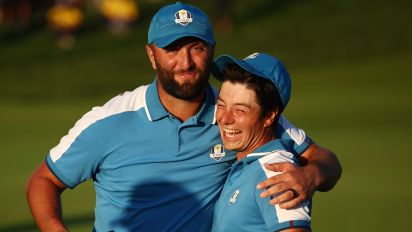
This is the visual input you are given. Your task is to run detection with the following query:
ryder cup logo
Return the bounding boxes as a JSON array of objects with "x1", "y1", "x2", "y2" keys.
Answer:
[
  {"x1": 175, "y1": 9, "x2": 193, "y2": 26},
  {"x1": 210, "y1": 144, "x2": 226, "y2": 161}
]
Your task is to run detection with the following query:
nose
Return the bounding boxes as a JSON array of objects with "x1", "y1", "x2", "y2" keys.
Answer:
[
  {"x1": 218, "y1": 109, "x2": 235, "y2": 125},
  {"x1": 177, "y1": 48, "x2": 194, "y2": 70}
]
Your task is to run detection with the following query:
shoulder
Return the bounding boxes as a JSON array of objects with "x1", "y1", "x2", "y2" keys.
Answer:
[
  {"x1": 49, "y1": 85, "x2": 150, "y2": 163},
  {"x1": 82, "y1": 85, "x2": 150, "y2": 125},
  {"x1": 258, "y1": 150, "x2": 296, "y2": 165},
  {"x1": 277, "y1": 115, "x2": 307, "y2": 146},
  {"x1": 101, "y1": 85, "x2": 149, "y2": 115},
  {"x1": 71, "y1": 85, "x2": 149, "y2": 129},
  {"x1": 255, "y1": 150, "x2": 297, "y2": 178}
]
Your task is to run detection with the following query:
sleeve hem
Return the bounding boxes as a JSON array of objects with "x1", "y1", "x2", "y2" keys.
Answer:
[
  {"x1": 294, "y1": 137, "x2": 313, "y2": 156},
  {"x1": 269, "y1": 220, "x2": 311, "y2": 231},
  {"x1": 45, "y1": 155, "x2": 76, "y2": 189}
]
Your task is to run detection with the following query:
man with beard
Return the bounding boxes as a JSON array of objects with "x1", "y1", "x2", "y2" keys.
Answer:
[{"x1": 25, "y1": 2, "x2": 341, "y2": 232}]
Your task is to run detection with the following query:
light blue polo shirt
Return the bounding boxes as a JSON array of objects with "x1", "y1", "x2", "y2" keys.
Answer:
[
  {"x1": 211, "y1": 140, "x2": 312, "y2": 232},
  {"x1": 46, "y1": 79, "x2": 312, "y2": 231},
  {"x1": 47, "y1": 80, "x2": 234, "y2": 231}
]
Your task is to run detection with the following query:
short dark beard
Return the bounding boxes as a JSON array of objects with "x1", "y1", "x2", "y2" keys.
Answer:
[{"x1": 156, "y1": 62, "x2": 211, "y2": 101}]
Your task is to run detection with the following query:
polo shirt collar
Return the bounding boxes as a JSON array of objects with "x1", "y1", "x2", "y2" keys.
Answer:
[
  {"x1": 194, "y1": 82, "x2": 218, "y2": 124},
  {"x1": 145, "y1": 79, "x2": 218, "y2": 124},
  {"x1": 145, "y1": 79, "x2": 169, "y2": 121},
  {"x1": 241, "y1": 139, "x2": 293, "y2": 165}
]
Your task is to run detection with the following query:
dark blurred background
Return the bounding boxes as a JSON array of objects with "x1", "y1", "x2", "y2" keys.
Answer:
[{"x1": 0, "y1": 0, "x2": 411, "y2": 231}]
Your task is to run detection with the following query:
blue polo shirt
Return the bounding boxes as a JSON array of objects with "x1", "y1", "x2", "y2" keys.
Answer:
[
  {"x1": 47, "y1": 80, "x2": 234, "y2": 231},
  {"x1": 46, "y1": 79, "x2": 312, "y2": 231},
  {"x1": 211, "y1": 140, "x2": 312, "y2": 232}
]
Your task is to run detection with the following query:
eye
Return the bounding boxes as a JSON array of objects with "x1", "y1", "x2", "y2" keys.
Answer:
[
  {"x1": 164, "y1": 43, "x2": 182, "y2": 53},
  {"x1": 234, "y1": 106, "x2": 248, "y2": 114},
  {"x1": 191, "y1": 43, "x2": 207, "y2": 53},
  {"x1": 165, "y1": 47, "x2": 179, "y2": 53},
  {"x1": 217, "y1": 101, "x2": 225, "y2": 109}
]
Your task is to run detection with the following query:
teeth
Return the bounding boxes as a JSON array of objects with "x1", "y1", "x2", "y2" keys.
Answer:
[{"x1": 223, "y1": 128, "x2": 241, "y2": 138}]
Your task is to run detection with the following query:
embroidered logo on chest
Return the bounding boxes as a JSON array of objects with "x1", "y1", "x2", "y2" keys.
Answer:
[{"x1": 210, "y1": 144, "x2": 226, "y2": 161}]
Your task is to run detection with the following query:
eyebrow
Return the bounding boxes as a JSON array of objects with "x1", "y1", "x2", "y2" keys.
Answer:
[
  {"x1": 217, "y1": 96, "x2": 224, "y2": 102},
  {"x1": 217, "y1": 97, "x2": 252, "y2": 108},
  {"x1": 234, "y1": 103, "x2": 252, "y2": 108},
  {"x1": 165, "y1": 38, "x2": 207, "y2": 49}
]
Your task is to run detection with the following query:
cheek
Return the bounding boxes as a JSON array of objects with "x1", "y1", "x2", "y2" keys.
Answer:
[
  {"x1": 162, "y1": 60, "x2": 176, "y2": 70},
  {"x1": 193, "y1": 56, "x2": 209, "y2": 69},
  {"x1": 242, "y1": 117, "x2": 263, "y2": 134},
  {"x1": 156, "y1": 54, "x2": 177, "y2": 69},
  {"x1": 215, "y1": 110, "x2": 224, "y2": 124},
  {"x1": 166, "y1": 57, "x2": 178, "y2": 66}
]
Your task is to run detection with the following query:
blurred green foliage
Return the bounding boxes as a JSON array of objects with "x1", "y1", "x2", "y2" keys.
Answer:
[{"x1": 0, "y1": 0, "x2": 411, "y2": 231}]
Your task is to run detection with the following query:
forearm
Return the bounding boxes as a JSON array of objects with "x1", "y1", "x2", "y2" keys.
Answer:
[
  {"x1": 257, "y1": 143, "x2": 341, "y2": 209},
  {"x1": 282, "y1": 228, "x2": 311, "y2": 232},
  {"x1": 300, "y1": 143, "x2": 342, "y2": 192},
  {"x1": 25, "y1": 162, "x2": 68, "y2": 232}
]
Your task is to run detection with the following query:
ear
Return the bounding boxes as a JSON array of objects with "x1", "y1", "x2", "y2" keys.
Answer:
[
  {"x1": 263, "y1": 110, "x2": 278, "y2": 128},
  {"x1": 209, "y1": 44, "x2": 215, "y2": 59},
  {"x1": 146, "y1": 45, "x2": 157, "y2": 70}
]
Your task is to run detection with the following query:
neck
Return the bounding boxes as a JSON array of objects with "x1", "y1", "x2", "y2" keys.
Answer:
[
  {"x1": 157, "y1": 81, "x2": 206, "y2": 122},
  {"x1": 236, "y1": 129, "x2": 276, "y2": 161}
]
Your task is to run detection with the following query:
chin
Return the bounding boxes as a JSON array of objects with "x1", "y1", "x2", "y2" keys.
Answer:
[{"x1": 222, "y1": 142, "x2": 239, "y2": 152}]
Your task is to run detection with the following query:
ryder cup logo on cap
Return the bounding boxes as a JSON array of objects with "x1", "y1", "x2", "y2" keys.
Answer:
[
  {"x1": 148, "y1": 2, "x2": 215, "y2": 48},
  {"x1": 244, "y1": 52, "x2": 259, "y2": 60},
  {"x1": 214, "y1": 52, "x2": 292, "y2": 112},
  {"x1": 175, "y1": 9, "x2": 192, "y2": 26}
]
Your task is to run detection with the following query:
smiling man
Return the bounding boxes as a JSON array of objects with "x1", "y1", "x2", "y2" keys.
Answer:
[{"x1": 212, "y1": 53, "x2": 311, "y2": 232}]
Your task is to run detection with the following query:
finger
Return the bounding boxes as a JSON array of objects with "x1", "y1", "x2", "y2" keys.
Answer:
[
  {"x1": 279, "y1": 196, "x2": 304, "y2": 210},
  {"x1": 269, "y1": 190, "x2": 295, "y2": 205},
  {"x1": 256, "y1": 173, "x2": 284, "y2": 190},
  {"x1": 260, "y1": 181, "x2": 291, "y2": 198},
  {"x1": 264, "y1": 162, "x2": 293, "y2": 172}
]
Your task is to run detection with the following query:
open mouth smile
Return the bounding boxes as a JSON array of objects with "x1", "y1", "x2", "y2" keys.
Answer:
[{"x1": 223, "y1": 128, "x2": 242, "y2": 139}]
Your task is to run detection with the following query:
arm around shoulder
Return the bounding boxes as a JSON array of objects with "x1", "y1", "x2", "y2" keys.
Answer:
[
  {"x1": 25, "y1": 161, "x2": 68, "y2": 232},
  {"x1": 281, "y1": 228, "x2": 311, "y2": 232},
  {"x1": 299, "y1": 142, "x2": 342, "y2": 192}
]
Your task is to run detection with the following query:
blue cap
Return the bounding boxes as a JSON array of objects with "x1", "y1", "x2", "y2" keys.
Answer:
[
  {"x1": 214, "y1": 52, "x2": 291, "y2": 111},
  {"x1": 148, "y1": 2, "x2": 215, "y2": 48}
]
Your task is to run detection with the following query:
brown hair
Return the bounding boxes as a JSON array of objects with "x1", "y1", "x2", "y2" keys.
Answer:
[{"x1": 221, "y1": 63, "x2": 283, "y2": 125}]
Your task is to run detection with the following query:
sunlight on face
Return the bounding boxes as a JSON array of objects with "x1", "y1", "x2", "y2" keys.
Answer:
[
  {"x1": 150, "y1": 37, "x2": 212, "y2": 100},
  {"x1": 216, "y1": 82, "x2": 272, "y2": 158}
]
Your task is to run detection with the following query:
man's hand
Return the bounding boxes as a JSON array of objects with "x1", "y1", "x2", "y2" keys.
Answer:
[
  {"x1": 257, "y1": 143, "x2": 342, "y2": 210},
  {"x1": 257, "y1": 162, "x2": 318, "y2": 209}
]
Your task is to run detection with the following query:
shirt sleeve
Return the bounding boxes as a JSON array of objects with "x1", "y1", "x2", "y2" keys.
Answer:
[
  {"x1": 256, "y1": 151, "x2": 312, "y2": 231},
  {"x1": 276, "y1": 115, "x2": 313, "y2": 156},
  {"x1": 46, "y1": 106, "x2": 105, "y2": 189}
]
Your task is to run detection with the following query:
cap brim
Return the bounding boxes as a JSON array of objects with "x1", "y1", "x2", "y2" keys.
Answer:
[
  {"x1": 152, "y1": 33, "x2": 215, "y2": 48},
  {"x1": 213, "y1": 55, "x2": 265, "y2": 81}
]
